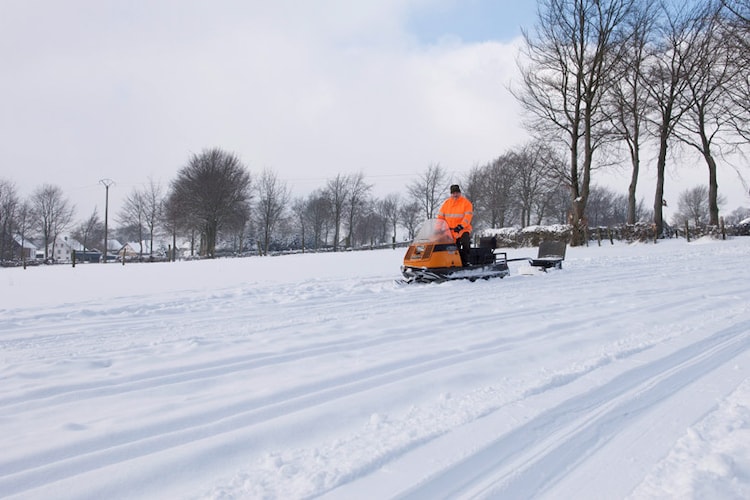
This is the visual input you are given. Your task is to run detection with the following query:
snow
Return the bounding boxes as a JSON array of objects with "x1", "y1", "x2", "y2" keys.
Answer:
[{"x1": 2, "y1": 237, "x2": 750, "y2": 499}]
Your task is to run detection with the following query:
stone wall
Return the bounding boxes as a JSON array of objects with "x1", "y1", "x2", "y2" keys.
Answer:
[
  {"x1": 481, "y1": 225, "x2": 573, "y2": 248},
  {"x1": 481, "y1": 221, "x2": 746, "y2": 248}
]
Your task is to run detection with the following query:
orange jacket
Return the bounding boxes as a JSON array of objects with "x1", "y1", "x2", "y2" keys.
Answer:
[{"x1": 437, "y1": 195, "x2": 473, "y2": 238}]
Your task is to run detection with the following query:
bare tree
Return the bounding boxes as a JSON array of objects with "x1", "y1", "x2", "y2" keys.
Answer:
[
  {"x1": 255, "y1": 168, "x2": 290, "y2": 255},
  {"x1": 398, "y1": 201, "x2": 422, "y2": 240},
  {"x1": 141, "y1": 178, "x2": 164, "y2": 259},
  {"x1": 290, "y1": 196, "x2": 307, "y2": 253},
  {"x1": 586, "y1": 185, "x2": 632, "y2": 226},
  {"x1": 290, "y1": 193, "x2": 334, "y2": 253},
  {"x1": 169, "y1": 148, "x2": 252, "y2": 258},
  {"x1": 31, "y1": 184, "x2": 75, "y2": 261},
  {"x1": 516, "y1": 0, "x2": 635, "y2": 245},
  {"x1": 118, "y1": 190, "x2": 146, "y2": 258},
  {"x1": 671, "y1": 1, "x2": 739, "y2": 226},
  {"x1": 459, "y1": 165, "x2": 482, "y2": 227},
  {"x1": 351, "y1": 200, "x2": 383, "y2": 248},
  {"x1": 720, "y1": 1, "x2": 750, "y2": 141},
  {"x1": 304, "y1": 189, "x2": 333, "y2": 250},
  {"x1": 344, "y1": 172, "x2": 372, "y2": 249},
  {"x1": 223, "y1": 199, "x2": 253, "y2": 254},
  {"x1": 536, "y1": 184, "x2": 572, "y2": 225},
  {"x1": 406, "y1": 164, "x2": 446, "y2": 220},
  {"x1": 325, "y1": 174, "x2": 350, "y2": 252},
  {"x1": 116, "y1": 181, "x2": 165, "y2": 260},
  {"x1": 379, "y1": 193, "x2": 401, "y2": 247},
  {"x1": 606, "y1": 1, "x2": 656, "y2": 224},
  {"x1": 162, "y1": 192, "x2": 187, "y2": 261},
  {"x1": 538, "y1": 150, "x2": 569, "y2": 225},
  {"x1": 469, "y1": 156, "x2": 518, "y2": 229},
  {"x1": 726, "y1": 205, "x2": 750, "y2": 224},
  {"x1": 72, "y1": 208, "x2": 103, "y2": 256},
  {"x1": 514, "y1": 142, "x2": 567, "y2": 227},
  {"x1": 0, "y1": 179, "x2": 19, "y2": 261},
  {"x1": 722, "y1": 0, "x2": 750, "y2": 21},
  {"x1": 641, "y1": 1, "x2": 697, "y2": 236},
  {"x1": 16, "y1": 201, "x2": 33, "y2": 264},
  {"x1": 672, "y1": 185, "x2": 726, "y2": 227}
]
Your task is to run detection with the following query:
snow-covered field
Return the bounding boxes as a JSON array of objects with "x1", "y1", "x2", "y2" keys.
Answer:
[{"x1": 2, "y1": 237, "x2": 750, "y2": 499}]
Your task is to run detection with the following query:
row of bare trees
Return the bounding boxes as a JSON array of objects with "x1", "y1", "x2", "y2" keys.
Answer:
[
  {"x1": 0, "y1": 140, "x2": 569, "y2": 261},
  {"x1": 1, "y1": 148, "x2": 747, "y2": 263},
  {"x1": 0, "y1": 180, "x2": 75, "y2": 262},
  {"x1": 516, "y1": 0, "x2": 750, "y2": 245},
  {"x1": 671, "y1": 185, "x2": 750, "y2": 227}
]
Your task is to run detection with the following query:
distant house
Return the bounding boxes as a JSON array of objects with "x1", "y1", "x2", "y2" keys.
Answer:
[
  {"x1": 101, "y1": 239, "x2": 122, "y2": 262},
  {"x1": 120, "y1": 240, "x2": 173, "y2": 261},
  {"x1": 44, "y1": 236, "x2": 104, "y2": 263},
  {"x1": 11, "y1": 235, "x2": 37, "y2": 260},
  {"x1": 107, "y1": 239, "x2": 122, "y2": 252},
  {"x1": 118, "y1": 242, "x2": 141, "y2": 260},
  {"x1": 48, "y1": 236, "x2": 84, "y2": 263}
]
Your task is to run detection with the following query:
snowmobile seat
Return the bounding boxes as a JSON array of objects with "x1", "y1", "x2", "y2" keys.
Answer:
[
  {"x1": 479, "y1": 236, "x2": 497, "y2": 249},
  {"x1": 469, "y1": 246, "x2": 495, "y2": 265},
  {"x1": 529, "y1": 240, "x2": 567, "y2": 270}
]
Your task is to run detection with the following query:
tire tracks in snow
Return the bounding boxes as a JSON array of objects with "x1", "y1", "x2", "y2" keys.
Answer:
[
  {"x1": 0, "y1": 271, "x2": 685, "y2": 412},
  {"x1": 3, "y1": 269, "x2": 744, "y2": 498},
  {"x1": 0, "y1": 319, "x2": 584, "y2": 494},
  {"x1": 0, "y1": 279, "x2": 691, "y2": 497},
  {"x1": 389, "y1": 322, "x2": 750, "y2": 499}
]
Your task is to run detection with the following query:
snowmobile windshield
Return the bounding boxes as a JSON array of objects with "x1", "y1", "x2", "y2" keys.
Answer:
[{"x1": 412, "y1": 219, "x2": 457, "y2": 245}]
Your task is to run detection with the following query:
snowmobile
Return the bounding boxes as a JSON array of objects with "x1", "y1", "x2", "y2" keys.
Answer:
[{"x1": 400, "y1": 218, "x2": 510, "y2": 284}]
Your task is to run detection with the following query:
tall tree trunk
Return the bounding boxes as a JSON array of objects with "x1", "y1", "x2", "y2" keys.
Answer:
[
  {"x1": 627, "y1": 145, "x2": 640, "y2": 225},
  {"x1": 705, "y1": 151, "x2": 720, "y2": 226},
  {"x1": 653, "y1": 130, "x2": 669, "y2": 236}
]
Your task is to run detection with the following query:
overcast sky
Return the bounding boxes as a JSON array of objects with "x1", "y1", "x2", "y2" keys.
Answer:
[{"x1": 1, "y1": 0, "x2": 747, "y2": 221}]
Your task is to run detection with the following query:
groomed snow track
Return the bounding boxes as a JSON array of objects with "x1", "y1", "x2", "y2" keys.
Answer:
[
  {"x1": 377, "y1": 324, "x2": 750, "y2": 499},
  {"x1": 2, "y1": 239, "x2": 750, "y2": 499}
]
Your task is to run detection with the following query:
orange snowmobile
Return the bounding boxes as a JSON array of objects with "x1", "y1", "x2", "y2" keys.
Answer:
[{"x1": 400, "y1": 218, "x2": 510, "y2": 283}]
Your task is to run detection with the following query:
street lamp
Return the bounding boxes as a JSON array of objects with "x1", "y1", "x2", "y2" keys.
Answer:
[{"x1": 99, "y1": 178, "x2": 114, "y2": 263}]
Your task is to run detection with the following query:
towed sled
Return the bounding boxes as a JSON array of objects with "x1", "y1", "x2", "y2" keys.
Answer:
[{"x1": 400, "y1": 219, "x2": 566, "y2": 284}]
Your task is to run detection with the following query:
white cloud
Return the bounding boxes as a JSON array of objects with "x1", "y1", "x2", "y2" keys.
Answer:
[
  {"x1": 1, "y1": 1, "x2": 746, "y2": 219},
  {"x1": 1, "y1": 1, "x2": 531, "y2": 215}
]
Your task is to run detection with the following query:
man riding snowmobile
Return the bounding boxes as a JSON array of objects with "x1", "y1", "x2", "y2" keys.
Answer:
[{"x1": 437, "y1": 184, "x2": 473, "y2": 266}]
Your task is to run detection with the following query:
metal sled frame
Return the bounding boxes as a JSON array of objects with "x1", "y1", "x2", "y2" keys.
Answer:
[{"x1": 506, "y1": 240, "x2": 567, "y2": 271}]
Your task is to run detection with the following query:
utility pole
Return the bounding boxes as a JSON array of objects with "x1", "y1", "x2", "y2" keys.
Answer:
[{"x1": 99, "y1": 179, "x2": 114, "y2": 263}]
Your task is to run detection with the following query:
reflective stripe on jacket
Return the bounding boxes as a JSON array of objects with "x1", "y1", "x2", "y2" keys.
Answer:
[{"x1": 437, "y1": 195, "x2": 473, "y2": 238}]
